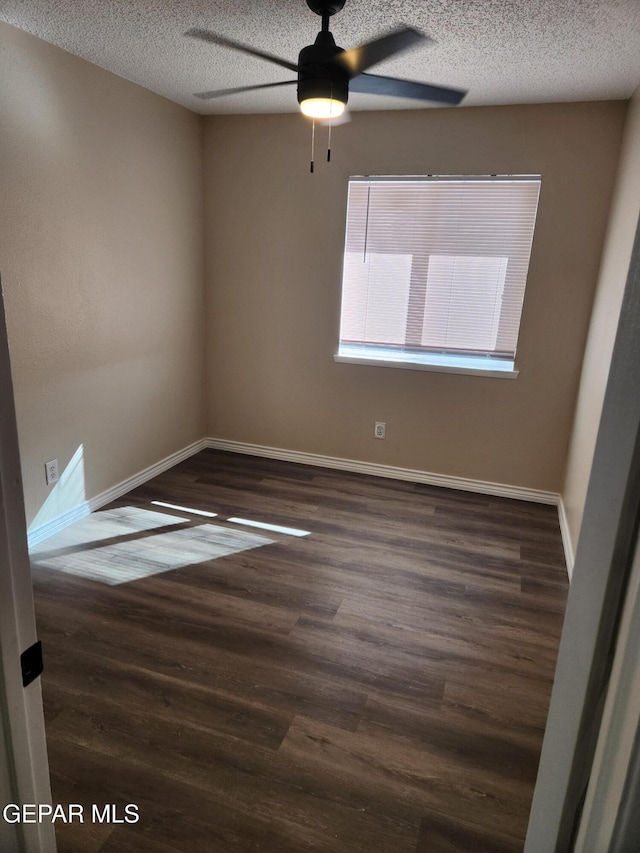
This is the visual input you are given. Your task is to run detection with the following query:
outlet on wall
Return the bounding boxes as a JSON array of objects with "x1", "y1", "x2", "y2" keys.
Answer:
[
  {"x1": 374, "y1": 421, "x2": 386, "y2": 439},
  {"x1": 45, "y1": 459, "x2": 59, "y2": 486}
]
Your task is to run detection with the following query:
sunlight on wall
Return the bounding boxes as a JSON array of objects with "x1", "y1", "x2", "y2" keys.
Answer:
[{"x1": 28, "y1": 444, "x2": 87, "y2": 535}]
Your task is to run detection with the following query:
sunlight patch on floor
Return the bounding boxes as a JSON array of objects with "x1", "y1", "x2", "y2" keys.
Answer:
[
  {"x1": 30, "y1": 506, "x2": 273, "y2": 585},
  {"x1": 227, "y1": 516, "x2": 311, "y2": 537},
  {"x1": 150, "y1": 500, "x2": 217, "y2": 517}
]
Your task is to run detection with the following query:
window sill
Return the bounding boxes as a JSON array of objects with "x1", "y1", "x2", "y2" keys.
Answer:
[{"x1": 334, "y1": 347, "x2": 519, "y2": 378}]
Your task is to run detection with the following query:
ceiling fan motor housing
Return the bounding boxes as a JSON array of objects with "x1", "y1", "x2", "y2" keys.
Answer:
[{"x1": 297, "y1": 30, "x2": 349, "y2": 107}]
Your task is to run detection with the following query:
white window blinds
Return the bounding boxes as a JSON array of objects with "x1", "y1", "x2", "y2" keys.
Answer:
[{"x1": 338, "y1": 176, "x2": 541, "y2": 367}]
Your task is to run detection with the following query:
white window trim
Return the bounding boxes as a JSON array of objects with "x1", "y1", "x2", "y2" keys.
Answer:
[
  {"x1": 336, "y1": 173, "x2": 539, "y2": 379},
  {"x1": 334, "y1": 345, "x2": 519, "y2": 378}
]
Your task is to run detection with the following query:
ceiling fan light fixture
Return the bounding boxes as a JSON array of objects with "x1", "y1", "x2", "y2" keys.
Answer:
[
  {"x1": 187, "y1": 0, "x2": 468, "y2": 166},
  {"x1": 300, "y1": 96, "x2": 346, "y2": 119}
]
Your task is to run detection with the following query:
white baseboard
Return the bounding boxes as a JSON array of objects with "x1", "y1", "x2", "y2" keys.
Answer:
[
  {"x1": 207, "y1": 438, "x2": 574, "y2": 581},
  {"x1": 27, "y1": 435, "x2": 574, "y2": 583},
  {"x1": 27, "y1": 501, "x2": 92, "y2": 548},
  {"x1": 27, "y1": 438, "x2": 208, "y2": 549},
  {"x1": 205, "y1": 437, "x2": 559, "y2": 504},
  {"x1": 86, "y1": 438, "x2": 209, "y2": 512},
  {"x1": 557, "y1": 496, "x2": 576, "y2": 580}
]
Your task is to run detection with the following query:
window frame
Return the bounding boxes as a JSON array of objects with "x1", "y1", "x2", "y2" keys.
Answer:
[{"x1": 334, "y1": 174, "x2": 541, "y2": 378}]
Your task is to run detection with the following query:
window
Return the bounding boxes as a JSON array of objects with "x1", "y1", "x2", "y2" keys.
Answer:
[{"x1": 335, "y1": 175, "x2": 541, "y2": 377}]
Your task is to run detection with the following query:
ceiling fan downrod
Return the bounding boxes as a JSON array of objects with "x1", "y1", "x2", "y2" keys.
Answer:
[{"x1": 306, "y1": 0, "x2": 346, "y2": 34}]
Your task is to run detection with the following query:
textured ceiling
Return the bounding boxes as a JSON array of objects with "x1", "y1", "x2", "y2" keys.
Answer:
[{"x1": 1, "y1": 0, "x2": 639, "y2": 115}]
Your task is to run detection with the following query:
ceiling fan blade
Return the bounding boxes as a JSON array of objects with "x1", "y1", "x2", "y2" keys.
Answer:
[
  {"x1": 185, "y1": 28, "x2": 298, "y2": 73},
  {"x1": 336, "y1": 27, "x2": 430, "y2": 76},
  {"x1": 350, "y1": 72, "x2": 467, "y2": 105},
  {"x1": 195, "y1": 80, "x2": 298, "y2": 101}
]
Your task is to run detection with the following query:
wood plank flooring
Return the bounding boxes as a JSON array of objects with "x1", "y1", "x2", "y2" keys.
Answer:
[{"x1": 30, "y1": 449, "x2": 569, "y2": 853}]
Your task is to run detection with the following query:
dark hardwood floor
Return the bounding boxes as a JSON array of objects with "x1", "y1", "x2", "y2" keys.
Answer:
[{"x1": 30, "y1": 449, "x2": 569, "y2": 853}]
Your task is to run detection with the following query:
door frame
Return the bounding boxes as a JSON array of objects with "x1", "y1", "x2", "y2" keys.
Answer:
[
  {"x1": 0, "y1": 275, "x2": 56, "y2": 853},
  {"x1": 525, "y1": 217, "x2": 640, "y2": 850}
]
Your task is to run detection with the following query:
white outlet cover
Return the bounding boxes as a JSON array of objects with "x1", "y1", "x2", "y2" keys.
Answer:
[
  {"x1": 374, "y1": 422, "x2": 386, "y2": 439},
  {"x1": 45, "y1": 459, "x2": 59, "y2": 485}
]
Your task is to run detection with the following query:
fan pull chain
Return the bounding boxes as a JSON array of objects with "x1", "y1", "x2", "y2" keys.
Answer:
[
  {"x1": 327, "y1": 86, "x2": 333, "y2": 162},
  {"x1": 310, "y1": 119, "x2": 315, "y2": 173}
]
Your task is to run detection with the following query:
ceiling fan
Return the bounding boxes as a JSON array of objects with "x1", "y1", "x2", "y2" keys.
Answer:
[{"x1": 185, "y1": 0, "x2": 467, "y2": 120}]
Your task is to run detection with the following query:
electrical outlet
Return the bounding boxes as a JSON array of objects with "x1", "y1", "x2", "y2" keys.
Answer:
[
  {"x1": 374, "y1": 422, "x2": 386, "y2": 439},
  {"x1": 45, "y1": 459, "x2": 59, "y2": 486}
]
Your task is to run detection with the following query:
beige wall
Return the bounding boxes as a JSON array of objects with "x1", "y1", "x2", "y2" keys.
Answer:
[
  {"x1": 203, "y1": 103, "x2": 625, "y2": 492},
  {"x1": 0, "y1": 17, "x2": 630, "y2": 527},
  {"x1": 0, "y1": 22, "x2": 206, "y2": 529},
  {"x1": 562, "y1": 88, "x2": 640, "y2": 556}
]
